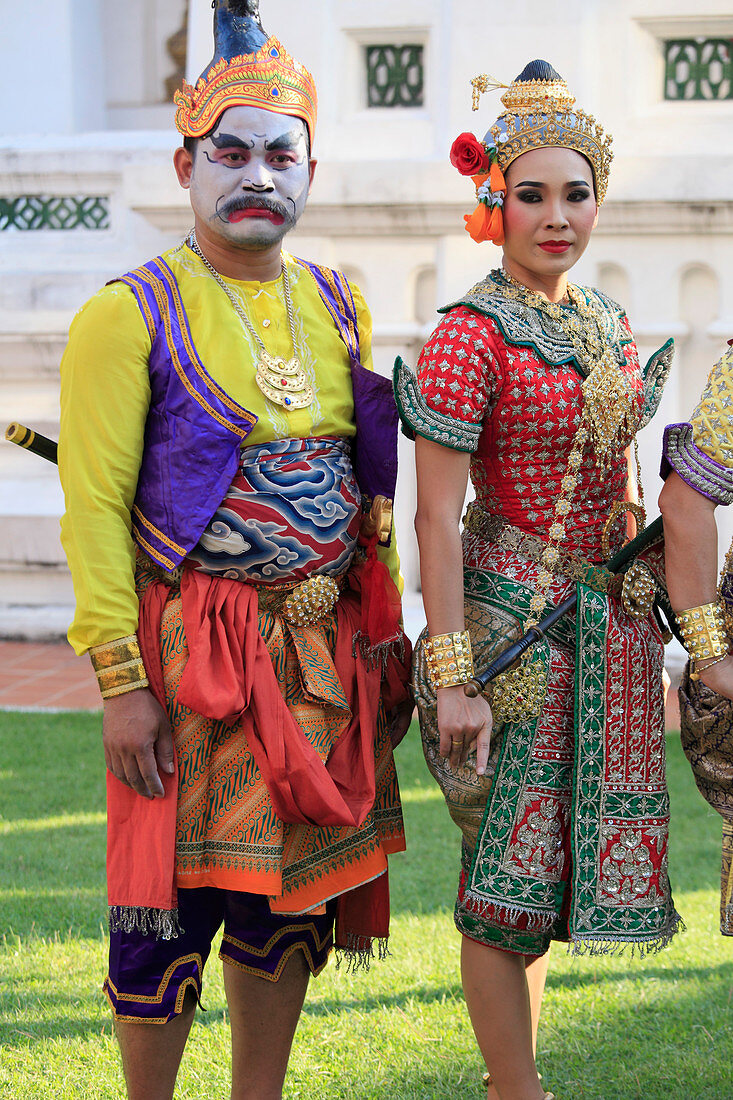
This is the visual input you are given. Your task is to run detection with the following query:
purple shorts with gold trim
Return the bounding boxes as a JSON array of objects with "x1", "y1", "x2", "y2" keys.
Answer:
[{"x1": 104, "y1": 886, "x2": 336, "y2": 1023}]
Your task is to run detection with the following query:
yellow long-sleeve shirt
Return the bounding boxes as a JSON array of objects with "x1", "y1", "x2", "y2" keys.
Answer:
[{"x1": 59, "y1": 243, "x2": 400, "y2": 654}]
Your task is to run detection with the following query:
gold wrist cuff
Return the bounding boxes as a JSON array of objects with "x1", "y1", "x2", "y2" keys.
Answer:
[
  {"x1": 89, "y1": 635, "x2": 149, "y2": 699},
  {"x1": 89, "y1": 634, "x2": 142, "y2": 671},
  {"x1": 677, "y1": 602, "x2": 730, "y2": 661},
  {"x1": 424, "y1": 630, "x2": 474, "y2": 690}
]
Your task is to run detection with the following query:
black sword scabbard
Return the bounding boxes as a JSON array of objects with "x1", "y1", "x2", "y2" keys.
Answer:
[{"x1": 464, "y1": 595, "x2": 576, "y2": 697}]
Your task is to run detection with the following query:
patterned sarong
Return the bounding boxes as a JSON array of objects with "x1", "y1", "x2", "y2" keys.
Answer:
[
  {"x1": 160, "y1": 580, "x2": 405, "y2": 909},
  {"x1": 414, "y1": 527, "x2": 681, "y2": 957}
]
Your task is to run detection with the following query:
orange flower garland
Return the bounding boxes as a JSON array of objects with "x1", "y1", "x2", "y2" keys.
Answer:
[{"x1": 450, "y1": 133, "x2": 506, "y2": 246}]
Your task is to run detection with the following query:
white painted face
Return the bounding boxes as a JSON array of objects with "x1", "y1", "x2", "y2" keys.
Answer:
[{"x1": 185, "y1": 104, "x2": 313, "y2": 250}]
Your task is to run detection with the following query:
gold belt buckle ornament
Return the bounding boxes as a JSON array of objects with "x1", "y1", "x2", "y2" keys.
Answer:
[
  {"x1": 620, "y1": 561, "x2": 657, "y2": 620},
  {"x1": 282, "y1": 574, "x2": 340, "y2": 627},
  {"x1": 489, "y1": 654, "x2": 548, "y2": 723},
  {"x1": 601, "y1": 500, "x2": 646, "y2": 561}
]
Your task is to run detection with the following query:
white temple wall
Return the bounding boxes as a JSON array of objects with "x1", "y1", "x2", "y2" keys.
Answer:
[{"x1": 0, "y1": 0, "x2": 732, "y2": 636}]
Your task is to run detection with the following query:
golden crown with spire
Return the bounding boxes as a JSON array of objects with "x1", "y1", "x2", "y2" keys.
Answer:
[{"x1": 474, "y1": 60, "x2": 613, "y2": 203}]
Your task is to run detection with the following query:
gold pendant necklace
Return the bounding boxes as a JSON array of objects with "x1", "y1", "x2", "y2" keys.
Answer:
[
  {"x1": 188, "y1": 232, "x2": 314, "y2": 410},
  {"x1": 498, "y1": 268, "x2": 638, "y2": 469}
]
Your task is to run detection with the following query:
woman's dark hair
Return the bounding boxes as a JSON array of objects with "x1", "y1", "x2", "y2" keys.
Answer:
[{"x1": 514, "y1": 59, "x2": 562, "y2": 83}]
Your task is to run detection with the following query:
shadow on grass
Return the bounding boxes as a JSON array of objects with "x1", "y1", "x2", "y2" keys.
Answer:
[{"x1": 543, "y1": 959, "x2": 733, "y2": 993}]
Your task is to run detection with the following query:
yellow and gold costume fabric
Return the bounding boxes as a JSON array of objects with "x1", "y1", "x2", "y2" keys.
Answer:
[
  {"x1": 665, "y1": 342, "x2": 733, "y2": 936},
  {"x1": 690, "y1": 345, "x2": 733, "y2": 469}
]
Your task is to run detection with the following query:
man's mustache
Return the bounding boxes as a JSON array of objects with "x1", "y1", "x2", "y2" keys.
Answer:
[{"x1": 215, "y1": 195, "x2": 292, "y2": 222}]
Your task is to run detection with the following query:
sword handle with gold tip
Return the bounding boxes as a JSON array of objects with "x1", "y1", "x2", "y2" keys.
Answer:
[{"x1": 4, "y1": 422, "x2": 58, "y2": 465}]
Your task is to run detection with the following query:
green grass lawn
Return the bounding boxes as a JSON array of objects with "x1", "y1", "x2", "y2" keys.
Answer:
[{"x1": 0, "y1": 712, "x2": 731, "y2": 1099}]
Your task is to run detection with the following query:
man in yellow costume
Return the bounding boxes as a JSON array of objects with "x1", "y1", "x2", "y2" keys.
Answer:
[{"x1": 58, "y1": 3, "x2": 411, "y2": 1097}]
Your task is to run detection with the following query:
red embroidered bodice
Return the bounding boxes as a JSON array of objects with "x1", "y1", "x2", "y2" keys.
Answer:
[{"x1": 415, "y1": 304, "x2": 644, "y2": 562}]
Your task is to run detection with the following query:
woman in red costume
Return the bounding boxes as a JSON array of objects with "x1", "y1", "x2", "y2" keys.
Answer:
[{"x1": 394, "y1": 61, "x2": 680, "y2": 1100}]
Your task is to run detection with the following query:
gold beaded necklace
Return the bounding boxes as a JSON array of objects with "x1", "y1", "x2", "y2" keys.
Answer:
[{"x1": 188, "y1": 232, "x2": 314, "y2": 411}]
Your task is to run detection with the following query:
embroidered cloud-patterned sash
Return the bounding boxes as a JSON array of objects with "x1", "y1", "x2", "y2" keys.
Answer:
[{"x1": 188, "y1": 436, "x2": 361, "y2": 583}]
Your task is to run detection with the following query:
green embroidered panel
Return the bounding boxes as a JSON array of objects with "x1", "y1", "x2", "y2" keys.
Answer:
[
  {"x1": 664, "y1": 38, "x2": 732, "y2": 101},
  {"x1": 570, "y1": 584, "x2": 679, "y2": 949},
  {"x1": 393, "y1": 356, "x2": 481, "y2": 452},
  {"x1": 464, "y1": 568, "x2": 567, "y2": 923},
  {"x1": 0, "y1": 195, "x2": 110, "y2": 231},
  {"x1": 366, "y1": 45, "x2": 424, "y2": 108}
]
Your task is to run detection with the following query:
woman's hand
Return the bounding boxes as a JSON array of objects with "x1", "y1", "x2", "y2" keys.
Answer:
[
  {"x1": 697, "y1": 654, "x2": 733, "y2": 701},
  {"x1": 437, "y1": 684, "x2": 493, "y2": 774}
]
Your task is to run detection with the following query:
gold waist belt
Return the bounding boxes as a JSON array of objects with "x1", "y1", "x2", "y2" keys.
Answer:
[
  {"x1": 138, "y1": 551, "x2": 345, "y2": 627},
  {"x1": 463, "y1": 503, "x2": 622, "y2": 598},
  {"x1": 256, "y1": 573, "x2": 344, "y2": 625}
]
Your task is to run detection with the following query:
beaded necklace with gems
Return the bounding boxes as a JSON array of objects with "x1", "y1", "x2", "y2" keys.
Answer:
[
  {"x1": 487, "y1": 271, "x2": 645, "y2": 724},
  {"x1": 188, "y1": 232, "x2": 314, "y2": 410},
  {"x1": 498, "y1": 269, "x2": 640, "y2": 470}
]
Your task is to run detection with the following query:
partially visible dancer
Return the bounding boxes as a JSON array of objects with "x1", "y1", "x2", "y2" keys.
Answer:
[
  {"x1": 394, "y1": 61, "x2": 680, "y2": 1100},
  {"x1": 659, "y1": 340, "x2": 733, "y2": 936},
  {"x1": 58, "y1": 2, "x2": 411, "y2": 1098}
]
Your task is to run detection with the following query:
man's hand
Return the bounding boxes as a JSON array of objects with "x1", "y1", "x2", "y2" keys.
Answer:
[
  {"x1": 102, "y1": 688, "x2": 174, "y2": 799},
  {"x1": 387, "y1": 697, "x2": 415, "y2": 749}
]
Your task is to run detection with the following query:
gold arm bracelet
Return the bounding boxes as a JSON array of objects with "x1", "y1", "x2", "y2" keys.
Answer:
[
  {"x1": 424, "y1": 630, "x2": 474, "y2": 690},
  {"x1": 89, "y1": 635, "x2": 150, "y2": 699},
  {"x1": 677, "y1": 602, "x2": 730, "y2": 661}
]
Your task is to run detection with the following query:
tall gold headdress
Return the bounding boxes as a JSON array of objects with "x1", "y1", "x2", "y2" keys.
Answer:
[
  {"x1": 450, "y1": 60, "x2": 613, "y2": 245},
  {"x1": 174, "y1": 0, "x2": 318, "y2": 144}
]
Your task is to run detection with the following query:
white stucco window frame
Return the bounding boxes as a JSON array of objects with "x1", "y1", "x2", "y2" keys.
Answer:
[
  {"x1": 337, "y1": 27, "x2": 434, "y2": 157},
  {"x1": 631, "y1": 13, "x2": 733, "y2": 122}
]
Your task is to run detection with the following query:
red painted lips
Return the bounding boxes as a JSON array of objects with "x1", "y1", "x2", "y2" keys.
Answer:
[
  {"x1": 538, "y1": 241, "x2": 571, "y2": 254},
  {"x1": 228, "y1": 208, "x2": 285, "y2": 225}
]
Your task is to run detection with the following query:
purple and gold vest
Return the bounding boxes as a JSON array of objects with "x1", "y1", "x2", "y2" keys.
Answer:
[{"x1": 116, "y1": 255, "x2": 397, "y2": 572}]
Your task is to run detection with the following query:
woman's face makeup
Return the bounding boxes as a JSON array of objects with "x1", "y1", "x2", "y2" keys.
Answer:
[{"x1": 502, "y1": 147, "x2": 599, "y2": 281}]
